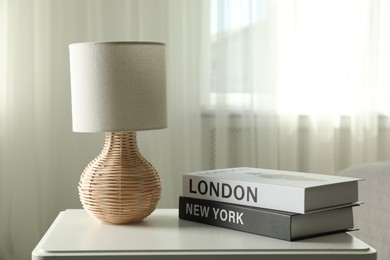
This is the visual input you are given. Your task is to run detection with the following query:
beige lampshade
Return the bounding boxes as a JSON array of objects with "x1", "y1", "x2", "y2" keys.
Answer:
[{"x1": 69, "y1": 41, "x2": 167, "y2": 132}]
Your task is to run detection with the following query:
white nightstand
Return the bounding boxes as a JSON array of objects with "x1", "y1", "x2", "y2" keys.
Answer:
[{"x1": 32, "y1": 209, "x2": 377, "y2": 260}]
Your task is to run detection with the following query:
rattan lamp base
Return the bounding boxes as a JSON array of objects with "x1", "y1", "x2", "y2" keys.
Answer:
[{"x1": 78, "y1": 132, "x2": 161, "y2": 224}]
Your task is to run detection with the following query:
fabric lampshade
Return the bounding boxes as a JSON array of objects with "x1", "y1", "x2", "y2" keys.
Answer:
[{"x1": 69, "y1": 42, "x2": 167, "y2": 132}]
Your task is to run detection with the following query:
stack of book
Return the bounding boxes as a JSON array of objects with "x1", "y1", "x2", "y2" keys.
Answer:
[{"x1": 178, "y1": 167, "x2": 362, "y2": 241}]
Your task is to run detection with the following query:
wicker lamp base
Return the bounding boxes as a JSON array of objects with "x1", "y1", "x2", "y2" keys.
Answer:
[{"x1": 78, "y1": 132, "x2": 161, "y2": 224}]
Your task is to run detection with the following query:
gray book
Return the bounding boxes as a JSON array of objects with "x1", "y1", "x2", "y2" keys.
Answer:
[{"x1": 179, "y1": 196, "x2": 356, "y2": 241}]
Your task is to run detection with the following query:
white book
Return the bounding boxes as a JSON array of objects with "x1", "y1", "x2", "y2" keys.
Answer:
[{"x1": 182, "y1": 167, "x2": 362, "y2": 214}]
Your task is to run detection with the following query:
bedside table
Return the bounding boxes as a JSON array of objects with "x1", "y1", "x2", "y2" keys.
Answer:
[{"x1": 32, "y1": 209, "x2": 376, "y2": 260}]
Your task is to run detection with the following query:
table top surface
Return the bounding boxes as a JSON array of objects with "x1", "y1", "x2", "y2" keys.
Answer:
[{"x1": 32, "y1": 209, "x2": 377, "y2": 259}]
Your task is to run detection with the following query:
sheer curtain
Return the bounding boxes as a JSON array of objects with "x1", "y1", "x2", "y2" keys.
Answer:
[
  {"x1": 206, "y1": 0, "x2": 390, "y2": 174},
  {"x1": 0, "y1": 1, "x2": 205, "y2": 259},
  {"x1": 1, "y1": 0, "x2": 390, "y2": 259}
]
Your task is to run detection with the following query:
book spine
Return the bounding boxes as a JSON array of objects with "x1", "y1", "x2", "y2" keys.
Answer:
[
  {"x1": 178, "y1": 196, "x2": 293, "y2": 241},
  {"x1": 182, "y1": 174, "x2": 304, "y2": 213}
]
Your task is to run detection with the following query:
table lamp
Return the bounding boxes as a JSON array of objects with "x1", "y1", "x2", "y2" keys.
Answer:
[{"x1": 69, "y1": 42, "x2": 167, "y2": 224}]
